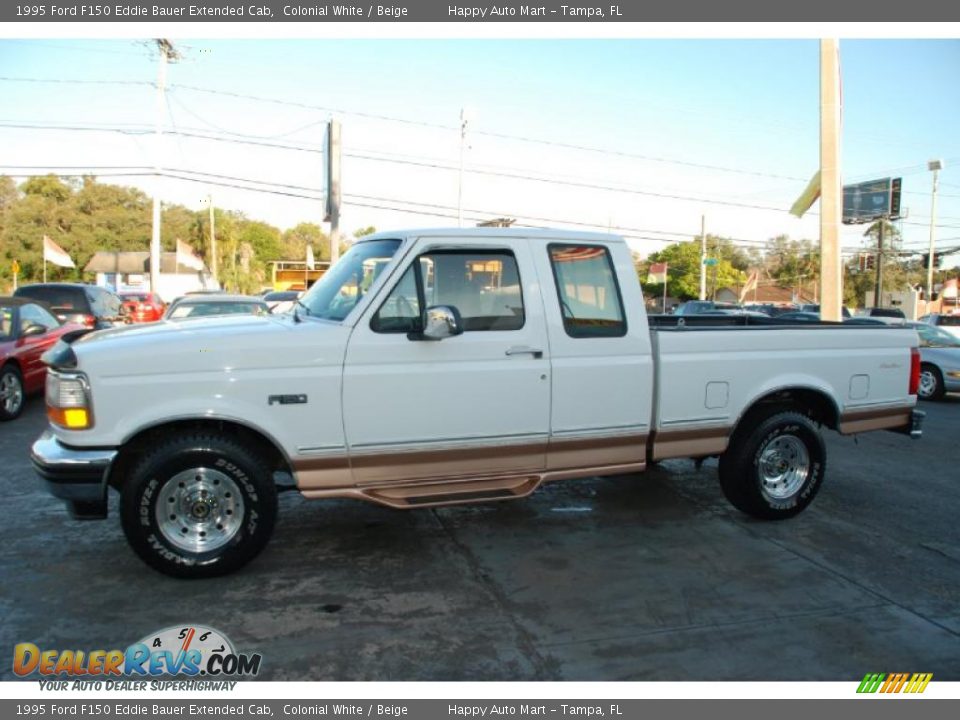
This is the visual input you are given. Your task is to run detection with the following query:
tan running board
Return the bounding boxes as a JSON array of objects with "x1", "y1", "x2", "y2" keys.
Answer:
[{"x1": 363, "y1": 474, "x2": 541, "y2": 509}]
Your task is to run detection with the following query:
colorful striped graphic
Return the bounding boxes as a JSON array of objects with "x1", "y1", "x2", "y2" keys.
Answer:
[{"x1": 857, "y1": 672, "x2": 932, "y2": 694}]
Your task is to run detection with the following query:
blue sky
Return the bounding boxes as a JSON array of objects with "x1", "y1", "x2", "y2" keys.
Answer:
[{"x1": 1, "y1": 38, "x2": 958, "y2": 263}]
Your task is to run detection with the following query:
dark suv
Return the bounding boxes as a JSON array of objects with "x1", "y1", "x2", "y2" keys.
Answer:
[{"x1": 14, "y1": 283, "x2": 124, "y2": 330}]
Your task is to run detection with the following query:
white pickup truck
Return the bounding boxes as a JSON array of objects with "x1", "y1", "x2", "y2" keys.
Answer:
[{"x1": 31, "y1": 229, "x2": 924, "y2": 578}]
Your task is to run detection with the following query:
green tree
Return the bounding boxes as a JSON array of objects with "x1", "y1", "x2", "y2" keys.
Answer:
[
  {"x1": 162, "y1": 203, "x2": 205, "y2": 252},
  {"x1": 1, "y1": 175, "x2": 78, "y2": 283},
  {"x1": 764, "y1": 235, "x2": 820, "y2": 293},
  {"x1": 282, "y1": 222, "x2": 328, "y2": 261},
  {"x1": 643, "y1": 237, "x2": 747, "y2": 301}
]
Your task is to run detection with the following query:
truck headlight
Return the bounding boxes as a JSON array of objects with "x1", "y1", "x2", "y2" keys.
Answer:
[{"x1": 46, "y1": 372, "x2": 93, "y2": 430}]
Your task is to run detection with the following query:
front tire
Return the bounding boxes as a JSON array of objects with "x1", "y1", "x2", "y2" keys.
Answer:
[
  {"x1": 718, "y1": 410, "x2": 826, "y2": 520},
  {"x1": 918, "y1": 363, "x2": 945, "y2": 401},
  {"x1": 0, "y1": 364, "x2": 25, "y2": 421},
  {"x1": 120, "y1": 433, "x2": 277, "y2": 578}
]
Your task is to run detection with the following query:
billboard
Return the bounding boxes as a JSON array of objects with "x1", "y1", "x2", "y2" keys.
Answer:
[{"x1": 843, "y1": 177, "x2": 902, "y2": 224}]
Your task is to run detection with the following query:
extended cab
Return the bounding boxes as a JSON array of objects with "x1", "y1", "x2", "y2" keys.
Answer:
[{"x1": 31, "y1": 229, "x2": 924, "y2": 577}]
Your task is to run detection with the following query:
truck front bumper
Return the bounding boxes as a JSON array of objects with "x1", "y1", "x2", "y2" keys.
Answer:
[{"x1": 30, "y1": 430, "x2": 117, "y2": 520}]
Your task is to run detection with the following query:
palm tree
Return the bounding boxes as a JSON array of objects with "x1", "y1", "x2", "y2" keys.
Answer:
[{"x1": 863, "y1": 219, "x2": 901, "y2": 250}]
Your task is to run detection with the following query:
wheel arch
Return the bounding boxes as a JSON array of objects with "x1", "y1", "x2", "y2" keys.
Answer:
[
  {"x1": 1, "y1": 357, "x2": 23, "y2": 372},
  {"x1": 731, "y1": 385, "x2": 841, "y2": 443},
  {"x1": 107, "y1": 417, "x2": 294, "y2": 490}
]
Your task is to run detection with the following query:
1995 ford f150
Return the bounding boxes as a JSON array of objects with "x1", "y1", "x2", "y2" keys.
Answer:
[{"x1": 31, "y1": 229, "x2": 924, "y2": 578}]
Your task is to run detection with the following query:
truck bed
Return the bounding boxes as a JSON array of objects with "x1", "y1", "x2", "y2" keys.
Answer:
[{"x1": 647, "y1": 314, "x2": 918, "y2": 461}]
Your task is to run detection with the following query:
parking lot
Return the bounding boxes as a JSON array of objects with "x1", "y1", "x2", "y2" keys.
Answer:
[{"x1": 1, "y1": 392, "x2": 959, "y2": 681}]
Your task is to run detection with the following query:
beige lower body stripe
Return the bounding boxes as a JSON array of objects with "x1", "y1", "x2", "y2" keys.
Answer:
[
  {"x1": 838, "y1": 405, "x2": 912, "y2": 434},
  {"x1": 293, "y1": 432, "x2": 649, "y2": 507},
  {"x1": 649, "y1": 426, "x2": 730, "y2": 461}
]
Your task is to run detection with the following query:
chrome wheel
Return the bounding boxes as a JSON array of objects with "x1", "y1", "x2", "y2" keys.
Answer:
[
  {"x1": 0, "y1": 371, "x2": 23, "y2": 415},
  {"x1": 155, "y1": 468, "x2": 245, "y2": 553},
  {"x1": 918, "y1": 369, "x2": 938, "y2": 399},
  {"x1": 759, "y1": 434, "x2": 810, "y2": 500}
]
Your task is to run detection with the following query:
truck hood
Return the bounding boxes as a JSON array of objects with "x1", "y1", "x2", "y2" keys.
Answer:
[{"x1": 71, "y1": 315, "x2": 348, "y2": 377}]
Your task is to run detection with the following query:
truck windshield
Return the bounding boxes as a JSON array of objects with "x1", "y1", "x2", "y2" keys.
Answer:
[{"x1": 297, "y1": 239, "x2": 402, "y2": 321}]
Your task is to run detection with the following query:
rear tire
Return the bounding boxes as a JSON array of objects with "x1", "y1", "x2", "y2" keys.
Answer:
[
  {"x1": 0, "y1": 364, "x2": 25, "y2": 421},
  {"x1": 718, "y1": 410, "x2": 825, "y2": 520},
  {"x1": 120, "y1": 433, "x2": 277, "y2": 579},
  {"x1": 918, "y1": 363, "x2": 945, "y2": 401}
]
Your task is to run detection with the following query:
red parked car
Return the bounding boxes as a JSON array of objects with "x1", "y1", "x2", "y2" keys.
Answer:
[
  {"x1": 119, "y1": 291, "x2": 166, "y2": 323},
  {"x1": 0, "y1": 297, "x2": 82, "y2": 421}
]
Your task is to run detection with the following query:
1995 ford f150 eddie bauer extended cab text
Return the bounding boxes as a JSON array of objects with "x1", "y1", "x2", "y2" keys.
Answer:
[{"x1": 31, "y1": 229, "x2": 924, "y2": 577}]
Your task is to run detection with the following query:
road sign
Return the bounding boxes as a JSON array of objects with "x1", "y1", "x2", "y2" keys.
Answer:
[
  {"x1": 843, "y1": 177, "x2": 902, "y2": 224},
  {"x1": 703, "y1": 258, "x2": 719, "y2": 266},
  {"x1": 12, "y1": 260, "x2": 20, "y2": 274}
]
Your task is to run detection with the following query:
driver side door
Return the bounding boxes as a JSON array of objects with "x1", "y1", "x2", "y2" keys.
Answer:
[{"x1": 341, "y1": 236, "x2": 551, "y2": 486}]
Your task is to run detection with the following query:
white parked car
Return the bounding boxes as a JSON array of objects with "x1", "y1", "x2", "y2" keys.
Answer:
[
  {"x1": 32, "y1": 229, "x2": 924, "y2": 578},
  {"x1": 918, "y1": 313, "x2": 960, "y2": 340}
]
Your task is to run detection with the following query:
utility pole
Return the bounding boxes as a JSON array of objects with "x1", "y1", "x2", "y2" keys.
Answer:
[
  {"x1": 873, "y1": 220, "x2": 885, "y2": 308},
  {"x1": 325, "y1": 120, "x2": 342, "y2": 265},
  {"x1": 819, "y1": 39, "x2": 843, "y2": 321},
  {"x1": 457, "y1": 108, "x2": 472, "y2": 228},
  {"x1": 207, "y1": 193, "x2": 218, "y2": 285},
  {"x1": 699, "y1": 214, "x2": 707, "y2": 301},
  {"x1": 150, "y1": 39, "x2": 178, "y2": 295},
  {"x1": 926, "y1": 159, "x2": 944, "y2": 308}
]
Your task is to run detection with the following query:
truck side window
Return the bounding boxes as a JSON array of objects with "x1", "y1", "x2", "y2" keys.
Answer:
[
  {"x1": 548, "y1": 244, "x2": 626, "y2": 338},
  {"x1": 370, "y1": 264, "x2": 421, "y2": 333},
  {"x1": 372, "y1": 250, "x2": 525, "y2": 333}
]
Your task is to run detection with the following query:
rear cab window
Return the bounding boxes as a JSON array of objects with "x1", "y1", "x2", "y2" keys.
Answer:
[
  {"x1": 547, "y1": 244, "x2": 626, "y2": 338},
  {"x1": 16, "y1": 286, "x2": 89, "y2": 313}
]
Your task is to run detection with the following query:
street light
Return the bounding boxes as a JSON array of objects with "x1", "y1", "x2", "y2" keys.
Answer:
[{"x1": 926, "y1": 159, "x2": 944, "y2": 307}]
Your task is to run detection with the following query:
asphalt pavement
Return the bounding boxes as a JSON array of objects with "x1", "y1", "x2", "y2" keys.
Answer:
[{"x1": 1, "y1": 392, "x2": 959, "y2": 681}]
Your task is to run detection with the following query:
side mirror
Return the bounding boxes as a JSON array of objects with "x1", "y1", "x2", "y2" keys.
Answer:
[
  {"x1": 410, "y1": 305, "x2": 463, "y2": 341},
  {"x1": 21, "y1": 323, "x2": 47, "y2": 338}
]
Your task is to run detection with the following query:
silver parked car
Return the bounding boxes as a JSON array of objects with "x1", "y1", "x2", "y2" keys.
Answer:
[
  {"x1": 909, "y1": 322, "x2": 960, "y2": 401},
  {"x1": 163, "y1": 294, "x2": 269, "y2": 321}
]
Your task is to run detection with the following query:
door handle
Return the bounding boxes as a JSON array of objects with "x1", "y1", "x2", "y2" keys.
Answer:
[{"x1": 505, "y1": 346, "x2": 544, "y2": 359}]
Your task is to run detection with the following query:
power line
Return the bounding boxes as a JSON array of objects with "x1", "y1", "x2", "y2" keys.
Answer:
[
  {"x1": 7, "y1": 164, "x2": 960, "y2": 246},
  {"x1": 4, "y1": 74, "x2": 956, "y2": 185},
  {"x1": 144, "y1": 84, "x2": 829, "y2": 183},
  {"x1": 5, "y1": 112, "x2": 960, "y2": 210},
  {"x1": 172, "y1": 83, "x2": 454, "y2": 131},
  {"x1": 343, "y1": 151, "x2": 797, "y2": 214},
  {"x1": 0, "y1": 76, "x2": 152, "y2": 87},
  {"x1": 0, "y1": 167, "x2": 772, "y2": 249},
  {"x1": 2, "y1": 41, "x2": 148, "y2": 58},
  {"x1": 0, "y1": 77, "x2": 821, "y2": 183},
  {"x1": 0, "y1": 121, "x2": 326, "y2": 153}
]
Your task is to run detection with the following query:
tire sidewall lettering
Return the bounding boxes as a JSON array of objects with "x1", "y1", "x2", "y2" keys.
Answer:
[{"x1": 131, "y1": 448, "x2": 264, "y2": 570}]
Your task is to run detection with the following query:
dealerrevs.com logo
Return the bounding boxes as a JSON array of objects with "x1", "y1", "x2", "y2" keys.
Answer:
[
  {"x1": 857, "y1": 673, "x2": 933, "y2": 694},
  {"x1": 13, "y1": 625, "x2": 262, "y2": 682}
]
